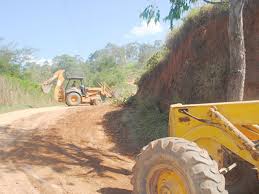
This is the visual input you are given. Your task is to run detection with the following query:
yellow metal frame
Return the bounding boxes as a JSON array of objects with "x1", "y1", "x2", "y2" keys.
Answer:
[
  {"x1": 169, "y1": 100, "x2": 259, "y2": 168},
  {"x1": 146, "y1": 164, "x2": 190, "y2": 194},
  {"x1": 42, "y1": 69, "x2": 113, "y2": 104}
]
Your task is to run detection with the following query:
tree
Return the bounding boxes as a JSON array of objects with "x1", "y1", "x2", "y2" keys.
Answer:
[
  {"x1": 138, "y1": 43, "x2": 162, "y2": 66},
  {"x1": 105, "y1": 43, "x2": 126, "y2": 65},
  {"x1": 0, "y1": 40, "x2": 34, "y2": 77},
  {"x1": 125, "y1": 42, "x2": 140, "y2": 62},
  {"x1": 52, "y1": 54, "x2": 85, "y2": 77},
  {"x1": 227, "y1": 0, "x2": 246, "y2": 101},
  {"x1": 141, "y1": 0, "x2": 247, "y2": 101}
]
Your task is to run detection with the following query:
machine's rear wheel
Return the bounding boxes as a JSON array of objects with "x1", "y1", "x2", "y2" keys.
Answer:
[
  {"x1": 131, "y1": 137, "x2": 227, "y2": 194},
  {"x1": 66, "y1": 92, "x2": 81, "y2": 106}
]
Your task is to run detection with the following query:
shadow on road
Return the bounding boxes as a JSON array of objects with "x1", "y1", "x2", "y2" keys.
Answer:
[
  {"x1": 0, "y1": 105, "x2": 135, "y2": 192},
  {"x1": 102, "y1": 106, "x2": 139, "y2": 156},
  {"x1": 97, "y1": 187, "x2": 131, "y2": 194},
  {"x1": 0, "y1": 125, "x2": 131, "y2": 177}
]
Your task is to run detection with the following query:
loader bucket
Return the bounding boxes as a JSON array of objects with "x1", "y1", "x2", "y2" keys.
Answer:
[{"x1": 41, "y1": 83, "x2": 53, "y2": 94}]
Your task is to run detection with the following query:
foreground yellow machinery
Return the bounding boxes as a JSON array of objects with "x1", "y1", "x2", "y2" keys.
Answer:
[
  {"x1": 132, "y1": 101, "x2": 259, "y2": 194},
  {"x1": 42, "y1": 69, "x2": 113, "y2": 106}
]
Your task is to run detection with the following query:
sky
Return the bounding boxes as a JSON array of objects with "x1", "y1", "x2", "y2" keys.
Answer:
[{"x1": 0, "y1": 0, "x2": 171, "y2": 63}]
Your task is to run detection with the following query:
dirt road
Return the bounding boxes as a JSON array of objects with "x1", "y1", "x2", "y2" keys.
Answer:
[{"x1": 0, "y1": 105, "x2": 134, "y2": 194}]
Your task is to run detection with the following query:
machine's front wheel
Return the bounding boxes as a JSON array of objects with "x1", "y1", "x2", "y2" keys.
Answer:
[
  {"x1": 66, "y1": 92, "x2": 81, "y2": 106},
  {"x1": 131, "y1": 137, "x2": 227, "y2": 194},
  {"x1": 89, "y1": 95, "x2": 102, "y2": 106}
]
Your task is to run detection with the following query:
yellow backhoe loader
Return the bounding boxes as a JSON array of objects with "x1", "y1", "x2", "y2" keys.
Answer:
[
  {"x1": 41, "y1": 69, "x2": 113, "y2": 106},
  {"x1": 132, "y1": 100, "x2": 259, "y2": 194}
]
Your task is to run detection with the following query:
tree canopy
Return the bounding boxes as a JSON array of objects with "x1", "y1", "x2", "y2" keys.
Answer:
[
  {"x1": 0, "y1": 39, "x2": 162, "y2": 87},
  {"x1": 141, "y1": 0, "x2": 228, "y2": 29}
]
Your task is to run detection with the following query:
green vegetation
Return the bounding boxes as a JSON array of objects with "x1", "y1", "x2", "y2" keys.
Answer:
[
  {"x1": 48, "y1": 41, "x2": 163, "y2": 103},
  {"x1": 0, "y1": 74, "x2": 56, "y2": 113},
  {"x1": 140, "y1": 0, "x2": 228, "y2": 29},
  {"x1": 120, "y1": 98, "x2": 168, "y2": 148},
  {"x1": 0, "y1": 39, "x2": 163, "y2": 112},
  {"x1": 0, "y1": 41, "x2": 56, "y2": 113},
  {"x1": 138, "y1": 47, "x2": 169, "y2": 84}
]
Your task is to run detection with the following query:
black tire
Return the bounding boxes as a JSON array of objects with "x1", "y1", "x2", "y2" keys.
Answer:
[
  {"x1": 89, "y1": 99, "x2": 95, "y2": 106},
  {"x1": 66, "y1": 92, "x2": 81, "y2": 106},
  {"x1": 225, "y1": 161, "x2": 259, "y2": 194},
  {"x1": 131, "y1": 137, "x2": 227, "y2": 194},
  {"x1": 90, "y1": 96, "x2": 102, "y2": 106},
  {"x1": 95, "y1": 95, "x2": 102, "y2": 105},
  {"x1": 100, "y1": 94, "x2": 106, "y2": 101}
]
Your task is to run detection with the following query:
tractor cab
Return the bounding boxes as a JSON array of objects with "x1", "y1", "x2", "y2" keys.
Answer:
[
  {"x1": 42, "y1": 69, "x2": 113, "y2": 106},
  {"x1": 65, "y1": 76, "x2": 86, "y2": 96}
]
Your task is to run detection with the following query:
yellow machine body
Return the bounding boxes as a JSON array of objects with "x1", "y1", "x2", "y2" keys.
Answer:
[
  {"x1": 169, "y1": 100, "x2": 259, "y2": 169},
  {"x1": 41, "y1": 69, "x2": 113, "y2": 105}
]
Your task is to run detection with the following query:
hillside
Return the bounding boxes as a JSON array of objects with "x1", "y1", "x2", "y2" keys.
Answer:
[
  {"x1": 0, "y1": 75, "x2": 56, "y2": 113},
  {"x1": 136, "y1": 1, "x2": 259, "y2": 111}
]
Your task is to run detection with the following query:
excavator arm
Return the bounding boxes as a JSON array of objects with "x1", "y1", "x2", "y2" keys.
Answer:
[
  {"x1": 42, "y1": 69, "x2": 113, "y2": 105},
  {"x1": 41, "y1": 69, "x2": 65, "y2": 102}
]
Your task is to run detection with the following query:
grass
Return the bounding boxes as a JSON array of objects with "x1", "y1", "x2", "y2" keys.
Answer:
[
  {"x1": 166, "y1": 4, "x2": 228, "y2": 50},
  {"x1": 137, "y1": 48, "x2": 169, "y2": 87},
  {"x1": 112, "y1": 82, "x2": 138, "y2": 104},
  {"x1": 122, "y1": 98, "x2": 168, "y2": 148},
  {"x1": 0, "y1": 74, "x2": 57, "y2": 113},
  {"x1": 106, "y1": 63, "x2": 146, "y2": 104}
]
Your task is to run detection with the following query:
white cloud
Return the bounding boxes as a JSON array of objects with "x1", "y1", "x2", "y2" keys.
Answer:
[{"x1": 128, "y1": 20, "x2": 163, "y2": 37}]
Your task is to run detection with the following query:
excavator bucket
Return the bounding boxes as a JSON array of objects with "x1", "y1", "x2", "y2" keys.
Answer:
[
  {"x1": 41, "y1": 69, "x2": 65, "y2": 102},
  {"x1": 41, "y1": 83, "x2": 53, "y2": 94}
]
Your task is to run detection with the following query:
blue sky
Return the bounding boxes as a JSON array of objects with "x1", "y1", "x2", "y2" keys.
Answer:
[{"x1": 0, "y1": 0, "x2": 172, "y2": 62}]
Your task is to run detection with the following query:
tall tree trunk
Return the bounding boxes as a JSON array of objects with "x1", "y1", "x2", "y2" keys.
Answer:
[{"x1": 227, "y1": 0, "x2": 246, "y2": 101}]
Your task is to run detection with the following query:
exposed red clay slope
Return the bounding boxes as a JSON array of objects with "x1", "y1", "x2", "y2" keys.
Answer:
[{"x1": 137, "y1": 2, "x2": 259, "y2": 110}]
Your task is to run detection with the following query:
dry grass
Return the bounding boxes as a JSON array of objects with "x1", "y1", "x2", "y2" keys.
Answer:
[
  {"x1": 0, "y1": 75, "x2": 57, "y2": 112},
  {"x1": 166, "y1": 4, "x2": 228, "y2": 50}
]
